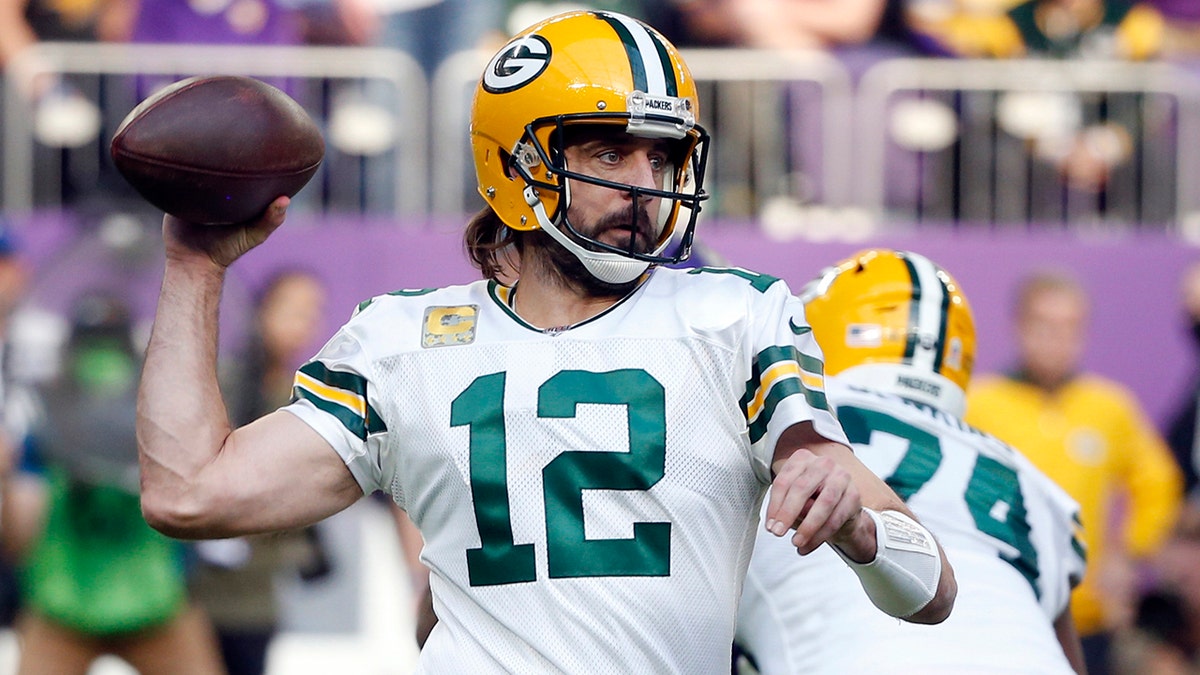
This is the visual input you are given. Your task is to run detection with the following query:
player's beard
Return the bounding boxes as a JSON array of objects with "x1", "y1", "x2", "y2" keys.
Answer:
[{"x1": 535, "y1": 205, "x2": 658, "y2": 297}]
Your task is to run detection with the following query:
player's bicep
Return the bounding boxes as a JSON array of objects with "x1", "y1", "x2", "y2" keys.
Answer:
[{"x1": 198, "y1": 410, "x2": 362, "y2": 537}]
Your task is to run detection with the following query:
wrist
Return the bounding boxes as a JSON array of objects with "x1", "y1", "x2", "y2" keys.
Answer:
[
  {"x1": 164, "y1": 251, "x2": 228, "y2": 280},
  {"x1": 831, "y1": 507, "x2": 877, "y2": 564},
  {"x1": 832, "y1": 508, "x2": 943, "y2": 619}
]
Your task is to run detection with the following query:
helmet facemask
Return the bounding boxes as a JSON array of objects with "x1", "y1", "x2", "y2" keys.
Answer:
[
  {"x1": 511, "y1": 110, "x2": 709, "y2": 284},
  {"x1": 470, "y1": 10, "x2": 711, "y2": 285}
]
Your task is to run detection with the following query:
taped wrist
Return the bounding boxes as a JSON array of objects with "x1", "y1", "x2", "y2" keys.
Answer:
[{"x1": 833, "y1": 507, "x2": 941, "y2": 618}]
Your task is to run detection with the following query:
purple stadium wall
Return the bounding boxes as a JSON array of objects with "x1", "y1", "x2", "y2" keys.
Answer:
[{"x1": 12, "y1": 212, "x2": 1196, "y2": 432}]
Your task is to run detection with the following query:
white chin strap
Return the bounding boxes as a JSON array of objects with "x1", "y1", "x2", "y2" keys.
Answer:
[{"x1": 524, "y1": 186, "x2": 655, "y2": 285}]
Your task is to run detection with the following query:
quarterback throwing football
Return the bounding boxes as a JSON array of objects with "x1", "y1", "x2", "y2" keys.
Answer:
[{"x1": 136, "y1": 11, "x2": 956, "y2": 673}]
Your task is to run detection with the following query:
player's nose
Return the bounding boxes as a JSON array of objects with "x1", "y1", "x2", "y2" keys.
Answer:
[{"x1": 623, "y1": 152, "x2": 659, "y2": 195}]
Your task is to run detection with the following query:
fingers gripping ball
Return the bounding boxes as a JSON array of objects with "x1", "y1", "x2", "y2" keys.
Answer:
[{"x1": 110, "y1": 76, "x2": 324, "y2": 225}]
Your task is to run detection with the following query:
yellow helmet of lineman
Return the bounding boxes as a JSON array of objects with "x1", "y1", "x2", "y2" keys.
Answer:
[
  {"x1": 470, "y1": 10, "x2": 710, "y2": 284},
  {"x1": 801, "y1": 249, "x2": 976, "y2": 416}
]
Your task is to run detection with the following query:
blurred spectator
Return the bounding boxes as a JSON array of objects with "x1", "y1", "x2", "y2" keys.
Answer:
[
  {"x1": 617, "y1": 0, "x2": 889, "y2": 219},
  {"x1": 965, "y1": 269, "x2": 1183, "y2": 675},
  {"x1": 1, "y1": 291, "x2": 226, "y2": 675},
  {"x1": 1008, "y1": 0, "x2": 1165, "y2": 194},
  {"x1": 907, "y1": 0, "x2": 1164, "y2": 60},
  {"x1": 372, "y1": 0, "x2": 501, "y2": 76},
  {"x1": 126, "y1": 0, "x2": 300, "y2": 46},
  {"x1": 0, "y1": 222, "x2": 32, "y2": 630},
  {"x1": 0, "y1": 0, "x2": 135, "y2": 206},
  {"x1": 910, "y1": 0, "x2": 1166, "y2": 195},
  {"x1": 191, "y1": 269, "x2": 334, "y2": 675},
  {"x1": 0, "y1": 0, "x2": 132, "y2": 91},
  {"x1": 499, "y1": 2, "x2": 694, "y2": 48},
  {"x1": 1111, "y1": 494, "x2": 1200, "y2": 674},
  {"x1": 1148, "y1": 0, "x2": 1200, "y2": 61},
  {"x1": 294, "y1": 0, "x2": 378, "y2": 46},
  {"x1": 670, "y1": 0, "x2": 886, "y2": 50},
  {"x1": 1165, "y1": 259, "x2": 1200, "y2": 497},
  {"x1": 123, "y1": 0, "x2": 304, "y2": 99},
  {"x1": 1006, "y1": 0, "x2": 1163, "y2": 60}
]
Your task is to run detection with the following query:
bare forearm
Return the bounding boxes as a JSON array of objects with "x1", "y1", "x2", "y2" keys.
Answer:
[
  {"x1": 137, "y1": 201, "x2": 359, "y2": 539},
  {"x1": 136, "y1": 257, "x2": 232, "y2": 530}
]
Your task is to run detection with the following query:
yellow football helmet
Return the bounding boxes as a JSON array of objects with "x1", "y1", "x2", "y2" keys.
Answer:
[
  {"x1": 801, "y1": 249, "x2": 976, "y2": 416},
  {"x1": 470, "y1": 10, "x2": 710, "y2": 284}
]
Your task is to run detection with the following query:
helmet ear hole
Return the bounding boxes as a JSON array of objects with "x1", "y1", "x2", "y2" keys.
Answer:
[{"x1": 498, "y1": 148, "x2": 518, "y2": 180}]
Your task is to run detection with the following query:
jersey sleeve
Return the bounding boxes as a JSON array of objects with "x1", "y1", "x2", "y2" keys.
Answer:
[
  {"x1": 280, "y1": 310, "x2": 389, "y2": 495},
  {"x1": 742, "y1": 276, "x2": 848, "y2": 472},
  {"x1": 1022, "y1": 455, "x2": 1088, "y2": 617}
]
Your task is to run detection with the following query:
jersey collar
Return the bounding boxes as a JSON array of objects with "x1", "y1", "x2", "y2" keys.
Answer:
[{"x1": 486, "y1": 274, "x2": 651, "y2": 336}]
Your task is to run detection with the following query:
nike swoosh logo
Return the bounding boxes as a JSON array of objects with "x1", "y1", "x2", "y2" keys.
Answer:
[{"x1": 789, "y1": 318, "x2": 811, "y2": 335}]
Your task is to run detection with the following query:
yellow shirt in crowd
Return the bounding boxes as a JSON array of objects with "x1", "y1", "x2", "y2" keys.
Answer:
[{"x1": 965, "y1": 373, "x2": 1183, "y2": 636}]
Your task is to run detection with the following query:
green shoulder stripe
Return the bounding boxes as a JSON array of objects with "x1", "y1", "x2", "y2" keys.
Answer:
[
  {"x1": 741, "y1": 345, "x2": 829, "y2": 444},
  {"x1": 293, "y1": 361, "x2": 386, "y2": 440},
  {"x1": 687, "y1": 267, "x2": 780, "y2": 293}
]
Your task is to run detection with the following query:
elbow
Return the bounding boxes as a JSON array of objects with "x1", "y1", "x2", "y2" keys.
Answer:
[
  {"x1": 905, "y1": 563, "x2": 957, "y2": 625},
  {"x1": 139, "y1": 483, "x2": 219, "y2": 540}
]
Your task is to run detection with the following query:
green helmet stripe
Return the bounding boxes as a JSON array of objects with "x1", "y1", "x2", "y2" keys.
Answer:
[
  {"x1": 901, "y1": 253, "x2": 951, "y2": 373},
  {"x1": 647, "y1": 30, "x2": 678, "y2": 97},
  {"x1": 594, "y1": 11, "x2": 676, "y2": 97}
]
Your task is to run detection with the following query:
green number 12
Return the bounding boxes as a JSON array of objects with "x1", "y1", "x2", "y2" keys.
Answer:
[{"x1": 451, "y1": 369, "x2": 671, "y2": 587}]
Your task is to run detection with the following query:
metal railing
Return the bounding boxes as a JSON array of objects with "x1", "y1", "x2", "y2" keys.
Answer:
[
  {"x1": 5, "y1": 43, "x2": 1200, "y2": 232},
  {"x1": 429, "y1": 47, "x2": 855, "y2": 221},
  {"x1": 2, "y1": 43, "x2": 427, "y2": 217},
  {"x1": 855, "y1": 57, "x2": 1200, "y2": 229}
]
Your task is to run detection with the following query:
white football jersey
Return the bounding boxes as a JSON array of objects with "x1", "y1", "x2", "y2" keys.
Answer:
[
  {"x1": 283, "y1": 267, "x2": 847, "y2": 674},
  {"x1": 737, "y1": 378, "x2": 1085, "y2": 675}
]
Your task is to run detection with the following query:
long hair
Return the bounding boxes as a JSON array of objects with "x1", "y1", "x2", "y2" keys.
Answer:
[{"x1": 464, "y1": 206, "x2": 522, "y2": 283}]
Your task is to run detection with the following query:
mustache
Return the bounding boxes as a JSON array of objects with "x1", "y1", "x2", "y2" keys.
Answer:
[{"x1": 593, "y1": 207, "x2": 656, "y2": 253}]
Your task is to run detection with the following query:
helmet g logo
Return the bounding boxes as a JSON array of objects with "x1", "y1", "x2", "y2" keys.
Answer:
[{"x1": 483, "y1": 35, "x2": 552, "y2": 93}]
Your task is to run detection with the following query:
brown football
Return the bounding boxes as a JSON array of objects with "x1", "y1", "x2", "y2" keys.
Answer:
[{"x1": 110, "y1": 75, "x2": 324, "y2": 225}]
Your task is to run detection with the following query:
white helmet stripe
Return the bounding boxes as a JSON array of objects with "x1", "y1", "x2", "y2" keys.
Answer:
[
  {"x1": 599, "y1": 11, "x2": 669, "y2": 96},
  {"x1": 904, "y1": 252, "x2": 948, "y2": 373}
]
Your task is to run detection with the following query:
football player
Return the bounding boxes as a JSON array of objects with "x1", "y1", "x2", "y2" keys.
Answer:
[
  {"x1": 135, "y1": 12, "x2": 956, "y2": 673},
  {"x1": 735, "y1": 249, "x2": 1087, "y2": 674}
]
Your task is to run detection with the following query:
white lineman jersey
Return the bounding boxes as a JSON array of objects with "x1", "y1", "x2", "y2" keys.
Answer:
[
  {"x1": 737, "y1": 379, "x2": 1086, "y2": 675},
  {"x1": 282, "y1": 267, "x2": 848, "y2": 674}
]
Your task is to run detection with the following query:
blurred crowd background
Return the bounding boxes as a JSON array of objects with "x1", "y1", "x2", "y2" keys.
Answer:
[{"x1": 1, "y1": 0, "x2": 1200, "y2": 673}]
